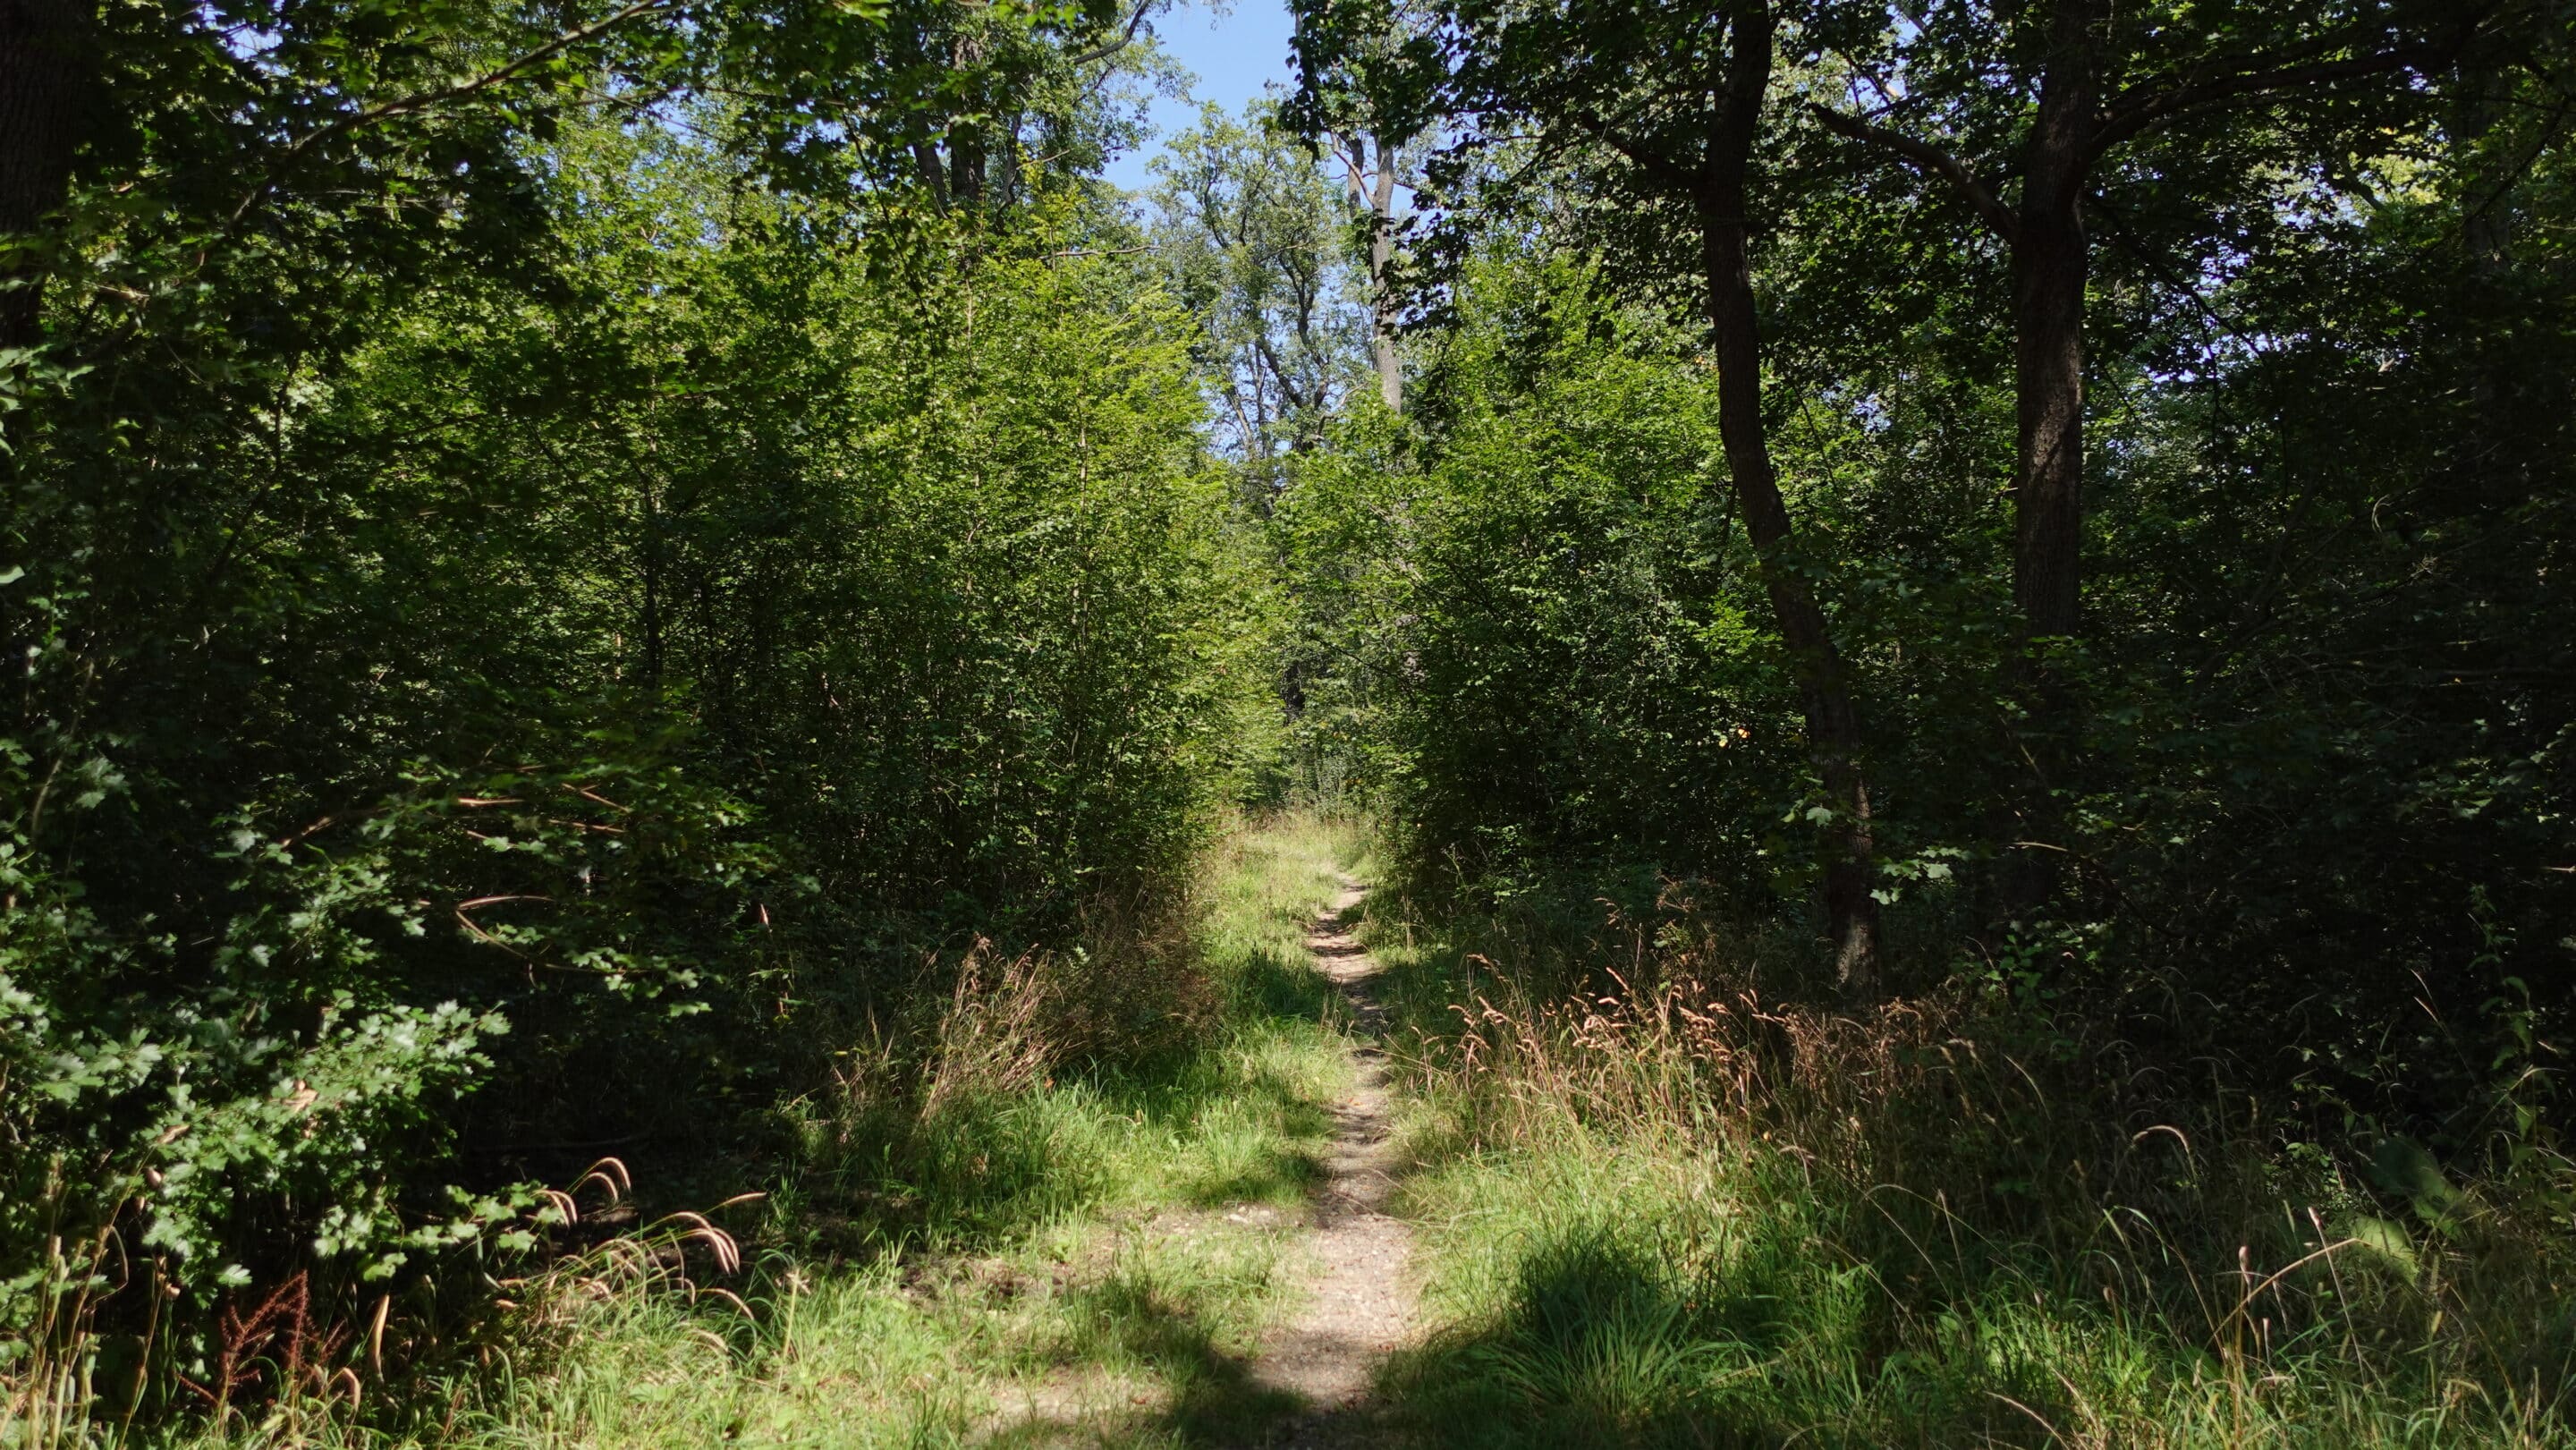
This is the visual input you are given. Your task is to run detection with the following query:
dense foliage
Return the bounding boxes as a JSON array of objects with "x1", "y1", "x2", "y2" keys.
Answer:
[
  {"x1": 4, "y1": 0, "x2": 2572, "y2": 1437},
  {"x1": 1282, "y1": 0, "x2": 2576, "y2": 1142},
  {"x1": 0, "y1": 0, "x2": 1268, "y2": 1416}
]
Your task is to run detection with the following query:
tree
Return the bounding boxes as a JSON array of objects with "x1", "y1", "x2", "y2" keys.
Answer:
[
  {"x1": 1791, "y1": 1, "x2": 2500, "y2": 909},
  {"x1": 0, "y1": 0, "x2": 1159, "y2": 366},
  {"x1": 1295, "y1": 0, "x2": 1887, "y2": 993},
  {"x1": 1328, "y1": 129, "x2": 1413, "y2": 412},
  {"x1": 0, "y1": 0, "x2": 1233, "y2": 1404},
  {"x1": 0, "y1": 0, "x2": 90, "y2": 349},
  {"x1": 1151, "y1": 101, "x2": 1369, "y2": 476},
  {"x1": 1809, "y1": 1, "x2": 2491, "y2": 657},
  {"x1": 1284, "y1": 0, "x2": 1436, "y2": 415}
]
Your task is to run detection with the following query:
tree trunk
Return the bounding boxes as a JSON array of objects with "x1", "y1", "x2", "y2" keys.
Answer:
[
  {"x1": 1992, "y1": 0, "x2": 2102, "y2": 909},
  {"x1": 0, "y1": 0, "x2": 90, "y2": 351},
  {"x1": 2011, "y1": 215, "x2": 2086, "y2": 644},
  {"x1": 1353, "y1": 133, "x2": 1402, "y2": 413},
  {"x1": 910, "y1": 139, "x2": 950, "y2": 211},
  {"x1": 2010, "y1": 0, "x2": 2102, "y2": 648},
  {"x1": 1702, "y1": 0, "x2": 1879, "y2": 997},
  {"x1": 2451, "y1": 47, "x2": 2515, "y2": 272}
]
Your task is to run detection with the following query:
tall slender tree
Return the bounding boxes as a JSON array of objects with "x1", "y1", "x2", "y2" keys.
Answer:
[
  {"x1": 1296, "y1": 0, "x2": 1888, "y2": 994},
  {"x1": 1329, "y1": 131, "x2": 1411, "y2": 412},
  {"x1": 1284, "y1": 0, "x2": 1433, "y2": 415}
]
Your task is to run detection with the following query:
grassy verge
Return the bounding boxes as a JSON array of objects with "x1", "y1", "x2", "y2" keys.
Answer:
[
  {"x1": 93, "y1": 814, "x2": 1364, "y2": 1450},
  {"x1": 1358, "y1": 892, "x2": 2576, "y2": 1450}
]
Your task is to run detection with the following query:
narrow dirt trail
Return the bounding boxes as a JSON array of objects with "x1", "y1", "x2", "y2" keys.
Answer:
[{"x1": 1244, "y1": 875, "x2": 1418, "y2": 1447}]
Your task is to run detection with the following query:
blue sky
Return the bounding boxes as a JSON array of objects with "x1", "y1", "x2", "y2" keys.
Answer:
[{"x1": 1101, "y1": 0, "x2": 1299, "y2": 196}]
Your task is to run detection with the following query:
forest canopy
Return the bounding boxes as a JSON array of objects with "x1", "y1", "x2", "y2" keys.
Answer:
[{"x1": 2, "y1": 0, "x2": 2572, "y2": 1441}]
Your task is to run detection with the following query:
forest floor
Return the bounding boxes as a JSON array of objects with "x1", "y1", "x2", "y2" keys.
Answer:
[{"x1": 159, "y1": 814, "x2": 2574, "y2": 1449}]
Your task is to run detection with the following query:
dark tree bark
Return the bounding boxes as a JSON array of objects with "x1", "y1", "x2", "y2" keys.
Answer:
[
  {"x1": 1995, "y1": 0, "x2": 2103, "y2": 907},
  {"x1": 1698, "y1": 0, "x2": 1881, "y2": 996},
  {"x1": 2010, "y1": 0, "x2": 2103, "y2": 647},
  {"x1": 1805, "y1": 0, "x2": 2097, "y2": 659},
  {"x1": 0, "y1": 0, "x2": 91, "y2": 351}
]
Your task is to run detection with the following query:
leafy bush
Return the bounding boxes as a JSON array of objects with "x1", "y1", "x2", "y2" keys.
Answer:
[{"x1": 0, "y1": 106, "x2": 1260, "y2": 1421}]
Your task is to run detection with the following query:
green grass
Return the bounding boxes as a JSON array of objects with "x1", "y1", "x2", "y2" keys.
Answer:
[
  {"x1": 57, "y1": 814, "x2": 2570, "y2": 1449},
  {"x1": 1355, "y1": 894, "x2": 2576, "y2": 1450},
  {"x1": 65, "y1": 814, "x2": 1368, "y2": 1450}
]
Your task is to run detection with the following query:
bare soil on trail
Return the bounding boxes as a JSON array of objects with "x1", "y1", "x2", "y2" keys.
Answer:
[{"x1": 1241, "y1": 876, "x2": 1419, "y2": 1447}]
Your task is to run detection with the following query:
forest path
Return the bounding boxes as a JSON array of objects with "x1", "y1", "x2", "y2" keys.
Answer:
[{"x1": 1241, "y1": 876, "x2": 1418, "y2": 1447}]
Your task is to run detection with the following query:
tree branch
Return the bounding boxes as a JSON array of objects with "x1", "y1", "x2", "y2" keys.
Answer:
[
  {"x1": 2087, "y1": 189, "x2": 2263, "y2": 352},
  {"x1": 1807, "y1": 103, "x2": 2019, "y2": 242},
  {"x1": 232, "y1": 0, "x2": 690, "y2": 225},
  {"x1": 1251, "y1": 332, "x2": 1309, "y2": 411},
  {"x1": 2464, "y1": 89, "x2": 2576, "y2": 229},
  {"x1": 1595, "y1": 128, "x2": 1695, "y2": 191},
  {"x1": 2091, "y1": 39, "x2": 2452, "y2": 157},
  {"x1": 1066, "y1": 0, "x2": 1155, "y2": 67}
]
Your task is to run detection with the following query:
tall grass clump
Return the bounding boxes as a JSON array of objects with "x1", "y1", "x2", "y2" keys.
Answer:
[
  {"x1": 762, "y1": 812, "x2": 1362, "y2": 1249},
  {"x1": 1371, "y1": 897, "x2": 2576, "y2": 1449}
]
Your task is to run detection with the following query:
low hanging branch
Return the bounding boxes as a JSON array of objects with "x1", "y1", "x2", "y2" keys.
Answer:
[{"x1": 1803, "y1": 104, "x2": 2019, "y2": 242}]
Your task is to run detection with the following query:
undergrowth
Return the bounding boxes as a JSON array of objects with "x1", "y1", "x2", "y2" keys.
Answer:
[
  {"x1": 5, "y1": 814, "x2": 1366, "y2": 1449},
  {"x1": 1362, "y1": 891, "x2": 2576, "y2": 1449}
]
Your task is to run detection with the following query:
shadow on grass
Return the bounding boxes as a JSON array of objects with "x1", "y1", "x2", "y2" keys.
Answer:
[
  {"x1": 1374, "y1": 1208, "x2": 2109, "y2": 1450},
  {"x1": 1340, "y1": 879, "x2": 2576, "y2": 1450},
  {"x1": 784, "y1": 962, "x2": 1348, "y2": 1253},
  {"x1": 765, "y1": 852, "x2": 1367, "y2": 1445},
  {"x1": 1179, "y1": 1158, "x2": 1326, "y2": 1210},
  {"x1": 1219, "y1": 943, "x2": 1344, "y2": 1022},
  {"x1": 1379, "y1": 1233, "x2": 1783, "y2": 1450},
  {"x1": 975, "y1": 1268, "x2": 1304, "y2": 1448}
]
